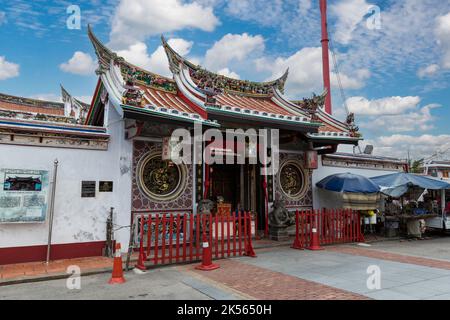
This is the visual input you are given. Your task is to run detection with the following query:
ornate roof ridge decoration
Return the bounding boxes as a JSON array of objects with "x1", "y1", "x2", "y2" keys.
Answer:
[
  {"x1": 291, "y1": 91, "x2": 327, "y2": 121},
  {"x1": 60, "y1": 84, "x2": 90, "y2": 124},
  {"x1": 87, "y1": 25, "x2": 177, "y2": 94},
  {"x1": 0, "y1": 108, "x2": 79, "y2": 125},
  {"x1": 161, "y1": 35, "x2": 289, "y2": 96},
  {"x1": 290, "y1": 89, "x2": 361, "y2": 138},
  {"x1": 0, "y1": 92, "x2": 64, "y2": 110}
]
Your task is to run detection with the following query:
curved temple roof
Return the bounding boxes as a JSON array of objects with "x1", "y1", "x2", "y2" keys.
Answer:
[
  {"x1": 87, "y1": 26, "x2": 360, "y2": 141},
  {"x1": 162, "y1": 35, "x2": 289, "y2": 97}
]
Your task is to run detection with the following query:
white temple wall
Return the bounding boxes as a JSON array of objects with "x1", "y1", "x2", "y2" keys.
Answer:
[{"x1": 0, "y1": 101, "x2": 133, "y2": 254}]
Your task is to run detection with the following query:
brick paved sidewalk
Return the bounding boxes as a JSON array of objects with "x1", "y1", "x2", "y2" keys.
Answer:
[
  {"x1": 0, "y1": 257, "x2": 113, "y2": 285},
  {"x1": 182, "y1": 259, "x2": 368, "y2": 300},
  {"x1": 327, "y1": 245, "x2": 450, "y2": 270}
]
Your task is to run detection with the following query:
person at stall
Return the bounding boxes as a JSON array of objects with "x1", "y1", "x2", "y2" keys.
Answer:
[
  {"x1": 424, "y1": 197, "x2": 434, "y2": 214},
  {"x1": 385, "y1": 197, "x2": 401, "y2": 215}
]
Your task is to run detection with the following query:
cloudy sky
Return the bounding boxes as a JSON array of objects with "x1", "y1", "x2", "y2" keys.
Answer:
[{"x1": 0, "y1": 0, "x2": 449, "y2": 160}]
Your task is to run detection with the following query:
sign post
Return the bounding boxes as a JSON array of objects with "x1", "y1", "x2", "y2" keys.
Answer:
[{"x1": 46, "y1": 159, "x2": 59, "y2": 264}]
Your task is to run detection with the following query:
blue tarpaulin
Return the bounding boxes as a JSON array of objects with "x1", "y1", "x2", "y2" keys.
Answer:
[
  {"x1": 370, "y1": 172, "x2": 450, "y2": 197},
  {"x1": 316, "y1": 173, "x2": 381, "y2": 194}
]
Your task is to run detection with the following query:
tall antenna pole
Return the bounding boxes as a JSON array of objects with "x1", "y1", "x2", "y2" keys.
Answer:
[{"x1": 320, "y1": 0, "x2": 332, "y2": 115}]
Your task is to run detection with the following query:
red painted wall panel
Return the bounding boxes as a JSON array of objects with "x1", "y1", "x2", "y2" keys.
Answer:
[{"x1": 0, "y1": 241, "x2": 106, "y2": 265}]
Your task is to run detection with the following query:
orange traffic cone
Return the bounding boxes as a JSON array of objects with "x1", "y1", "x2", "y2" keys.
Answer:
[
  {"x1": 196, "y1": 234, "x2": 219, "y2": 271},
  {"x1": 108, "y1": 243, "x2": 126, "y2": 284},
  {"x1": 307, "y1": 228, "x2": 324, "y2": 251}
]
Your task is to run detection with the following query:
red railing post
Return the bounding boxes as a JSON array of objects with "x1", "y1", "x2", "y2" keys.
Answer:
[
  {"x1": 146, "y1": 215, "x2": 152, "y2": 258},
  {"x1": 189, "y1": 214, "x2": 194, "y2": 262},
  {"x1": 161, "y1": 215, "x2": 167, "y2": 265},
  {"x1": 135, "y1": 215, "x2": 147, "y2": 271},
  {"x1": 227, "y1": 213, "x2": 231, "y2": 257},
  {"x1": 168, "y1": 214, "x2": 174, "y2": 264},
  {"x1": 154, "y1": 215, "x2": 159, "y2": 265},
  {"x1": 301, "y1": 210, "x2": 305, "y2": 248},
  {"x1": 238, "y1": 211, "x2": 243, "y2": 255},
  {"x1": 208, "y1": 213, "x2": 213, "y2": 258},
  {"x1": 176, "y1": 214, "x2": 181, "y2": 263},
  {"x1": 182, "y1": 214, "x2": 187, "y2": 262},
  {"x1": 195, "y1": 214, "x2": 201, "y2": 261},
  {"x1": 244, "y1": 212, "x2": 257, "y2": 257},
  {"x1": 243, "y1": 211, "x2": 248, "y2": 254},
  {"x1": 233, "y1": 212, "x2": 237, "y2": 256},
  {"x1": 292, "y1": 210, "x2": 302, "y2": 250},
  {"x1": 215, "y1": 213, "x2": 219, "y2": 258},
  {"x1": 220, "y1": 214, "x2": 225, "y2": 258}
]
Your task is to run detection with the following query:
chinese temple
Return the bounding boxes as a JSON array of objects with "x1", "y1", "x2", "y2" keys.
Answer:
[
  {"x1": 86, "y1": 26, "x2": 361, "y2": 235},
  {"x1": 0, "y1": 25, "x2": 362, "y2": 265}
]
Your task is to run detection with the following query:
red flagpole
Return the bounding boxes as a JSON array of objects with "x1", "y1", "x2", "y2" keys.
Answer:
[{"x1": 320, "y1": 0, "x2": 332, "y2": 115}]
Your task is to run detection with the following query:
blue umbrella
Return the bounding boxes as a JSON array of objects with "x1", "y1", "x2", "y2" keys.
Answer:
[
  {"x1": 316, "y1": 172, "x2": 380, "y2": 194},
  {"x1": 370, "y1": 172, "x2": 450, "y2": 197}
]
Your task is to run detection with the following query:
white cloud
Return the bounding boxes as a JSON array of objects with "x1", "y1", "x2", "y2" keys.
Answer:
[
  {"x1": 364, "y1": 134, "x2": 450, "y2": 160},
  {"x1": 0, "y1": 56, "x2": 19, "y2": 80},
  {"x1": 225, "y1": 0, "x2": 284, "y2": 26},
  {"x1": 109, "y1": 0, "x2": 219, "y2": 48},
  {"x1": 334, "y1": 1, "x2": 450, "y2": 79},
  {"x1": 217, "y1": 68, "x2": 240, "y2": 79},
  {"x1": 117, "y1": 38, "x2": 193, "y2": 78},
  {"x1": 435, "y1": 11, "x2": 450, "y2": 69},
  {"x1": 257, "y1": 47, "x2": 370, "y2": 97},
  {"x1": 204, "y1": 33, "x2": 265, "y2": 71},
  {"x1": 298, "y1": 0, "x2": 312, "y2": 15},
  {"x1": 346, "y1": 96, "x2": 421, "y2": 116},
  {"x1": 330, "y1": 0, "x2": 371, "y2": 45},
  {"x1": 29, "y1": 93, "x2": 61, "y2": 102},
  {"x1": 360, "y1": 104, "x2": 440, "y2": 133},
  {"x1": 417, "y1": 64, "x2": 440, "y2": 78},
  {"x1": 76, "y1": 96, "x2": 93, "y2": 104},
  {"x1": 0, "y1": 11, "x2": 6, "y2": 26},
  {"x1": 60, "y1": 51, "x2": 96, "y2": 76}
]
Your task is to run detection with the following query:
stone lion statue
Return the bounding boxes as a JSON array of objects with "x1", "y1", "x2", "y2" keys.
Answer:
[
  {"x1": 269, "y1": 200, "x2": 295, "y2": 228},
  {"x1": 197, "y1": 199, "x2": 215, "y2": 215}
]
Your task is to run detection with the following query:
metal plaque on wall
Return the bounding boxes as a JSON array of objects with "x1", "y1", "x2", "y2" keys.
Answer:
[
  {"x1": 81, "y1": 181, "x2": 96, "y2": 198},
  {"x1": 99, "y1": 181, "x2": 113, "y2": 192}
]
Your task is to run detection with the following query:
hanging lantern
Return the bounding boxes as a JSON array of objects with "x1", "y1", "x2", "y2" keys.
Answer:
[{"x1": 305, "y1": 150, "x2": 318, "y2": 169}]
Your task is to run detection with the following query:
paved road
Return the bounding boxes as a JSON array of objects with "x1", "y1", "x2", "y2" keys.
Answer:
[
  {"x1": 2, "y1": 237, "x2": 450, "y2": 300},
  {"x1": 364, "y1": 234, "x2": 450, "y2": 261},
  {"x1": 0, "y1": 267, "x2": 244, "y2": 300}
]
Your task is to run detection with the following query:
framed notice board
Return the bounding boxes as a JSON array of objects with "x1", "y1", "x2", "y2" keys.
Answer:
[{"x1": 99, "y1": 181, "x2": 113, "y2": 192}]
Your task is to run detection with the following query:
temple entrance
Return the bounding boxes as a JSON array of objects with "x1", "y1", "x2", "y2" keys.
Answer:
[{"x1": 208, "y1": 164, "x2": 261, "y2": 215}]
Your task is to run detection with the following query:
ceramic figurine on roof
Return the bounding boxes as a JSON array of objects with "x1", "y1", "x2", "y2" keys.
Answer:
[
  {"x1": 346, "y1": 112, "x2": 360, "y2": 137},
  {"x1": 122, "y1": 68, "x2": 145, "y2": 107},
  {"x1": 294, "y1": 91, "x2": 327, "y2": 121}
]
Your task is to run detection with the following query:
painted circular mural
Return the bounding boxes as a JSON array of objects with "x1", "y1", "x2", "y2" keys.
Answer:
[
  {"x1": 138, "y1": 152, "x2": 187, "y2": 201},
  {"x1": 278, "y1": 160, "x2": 308, "y2": 200}
]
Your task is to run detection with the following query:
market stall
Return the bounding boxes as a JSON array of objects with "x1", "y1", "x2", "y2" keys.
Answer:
[
  {"x1": 316, "y1": 172, "x2": 381, "y2": 235},
  {"x1": 370, "y1": 172, "x2": 450, "y2": 237}
]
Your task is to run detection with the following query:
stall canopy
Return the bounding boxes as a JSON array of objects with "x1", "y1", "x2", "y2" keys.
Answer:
[
  {"x1": 316, "y1": 173, "x2": 380, "y2": 210},
  {"x1": 370, "y1": 172, "x2": 450, "y2": 198},
  {"x1": 316, "y1": 173, "x2": 380, "y2": 193}
]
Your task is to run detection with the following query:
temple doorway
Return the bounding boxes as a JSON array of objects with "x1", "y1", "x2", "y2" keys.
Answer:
[{"x1": 208, "y1": 164, "x2": 261, "y2": 215}]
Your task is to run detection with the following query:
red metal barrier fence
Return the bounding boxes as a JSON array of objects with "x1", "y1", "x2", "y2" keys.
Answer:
[
  {"x1": 134, "y1": 212, "x2": 256, "y2": 269},
  {"x1": 292, "y1": 209, "x2": 364, "y2": 249}
]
